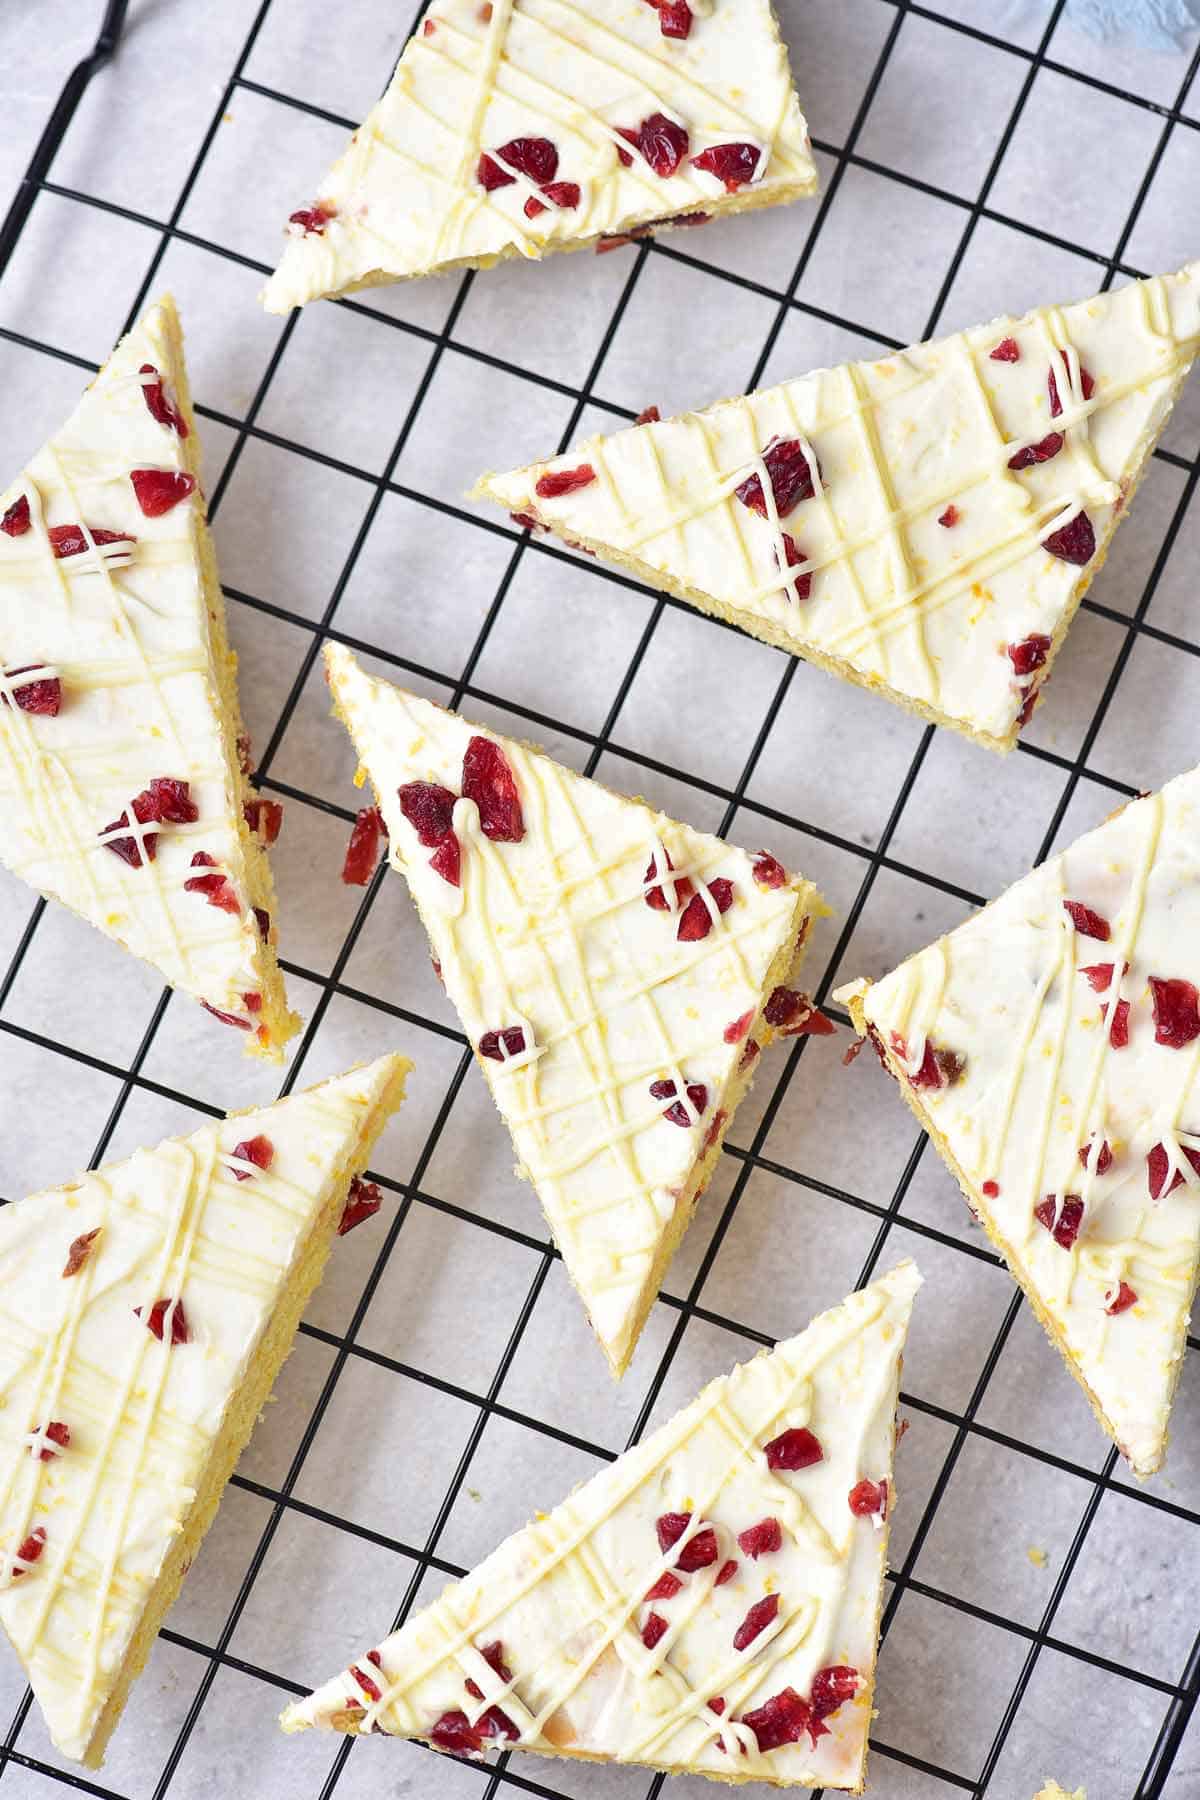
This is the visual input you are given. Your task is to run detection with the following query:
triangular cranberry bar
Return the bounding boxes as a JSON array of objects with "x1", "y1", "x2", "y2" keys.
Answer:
[
  {"x1": 261, "y1": 0, "x2": 817, "y2": 310},
  {"x1": 0, "y1": 1053, "x2": 409, "y2": 1767},
  {"x1": 0, "y1": 296, "x2": 299, "y2": 1055},
  {"x1": 281, "y1": 1262, "x2": 920, "y2": 1791},
  {"x1": 326, "y1": 643, "x2": 825, "y2": 1375},
  {"x1": 841, "y1": 766, "x2": 1200, "y2": 1476},
  {"x1": 477, "y1": 263, "x2": 1200, "y2": 750}
]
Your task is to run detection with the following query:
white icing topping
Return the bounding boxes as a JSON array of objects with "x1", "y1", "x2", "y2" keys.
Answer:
[
  {"x1": 325, "y1": 644, "x2": 819, "y2": 1372},
  {"x1": 0, "y1": 1055, "x2": 407, "y2": 1764},
  {"x1": 282, "y1": 1261, "x2": 920, "y2": 1788},
  {"x1": 261, "y1": 0, "x2": 816, "y2": 309},
  {"x1": 846, "y1": 766, "x2": 1200, "y2": 1477},
  {"x1": 479, "y1": 263, "x2": 1200, "y2": 747}
]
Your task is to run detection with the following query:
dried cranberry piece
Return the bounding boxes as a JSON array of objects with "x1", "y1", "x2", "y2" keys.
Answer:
[
  {"x1": 230, "y1": 1133, "x2": 273, "y2": 1180},
  {"x1": 937, "y1": 504, "x2": 960, "y2": 528},
  {"x1": 12, "y1": 1527, "x2": 46, "y2": 1575},
  {"x1": 243, "y1": 990, "x2": 262, "y2": 1014},
  {"x1": 764, "y1": 1426, "x2": 823, "y2": 1471},
  {"x1": 658, "y1": 0, "x2": 692, "y2": 35},
  {"x1": 735, "y1": 438, "x2": 816, "y2": 519},
  {"x1": 650, "y1": 1076, "x2": 707, "y2": 1127},
  {"x1": 338, "y1": 1174, "x2": 383, "y2": 1236},
  {"x1": 776, "y1": 532, "x2": 813, "y2": 601},
  {"x1": 350, "y1": 1649, "x2": 384, "y2": 1704},
  {"x1": 848, "y1": 1477, "x2": 887, "y2": 1517},
  {"x1": 701, "y1": 1108, "x2": 728, "y2": 1155},
  {"x1": 990, "y1": 337, "x2": 1021, "y2": 362},
  {"x1": 733, "y1": 1593, "x2": 779, "y2": 1651},
  {"x1": 477, "y1": 153, "x2": 515, "y2": 191},
  {"x1": 462, "y1": 736, "x2": 524, "y2": 842},
  {"x1": 677, "y1": 877, "x2": 734, "y2": 941},
  {"x1": 1147, "y1": 1141, "x2": 1200, "y2": 1199},
  {"x1": 739, "y1": 1037, "x2": 760, "y2": 1071},
  {"x1": 1, "y1": 496, "x2": 31, "y2": 536},
  {"x1": 342, "y1": 805, "x2": 386, "y2": 885},
  {"x1": 1008, "y1": 635, "x2": 1051, "y2": 677},
  {"x1": 429, "y1": 1709, "x2": 484, "y2": 1754},
  {"x1": 596, "y1": 228, "x2": 651, "y2": 252},
  {"x1": 642, "y1": 1612, "x2": 668, "y2": 1650},
  {"x1": 763, "y1": 988, "x2": 835, "y2": 1037},
  {"x1": 1048, "y1": 362, "x2": 1094, "y2": 418},
  {"x1": 1078, "y1": 1138, "x2": 1112, "y2": 1175},
  {"x1": 130, "y1": 468, "x2": 196, "y2": 517},
  {"x1": 1150, "y1": 977, "x2": 1200, "y2": 1048},
  {"x1": 664, "y1": 209, "x2": 710, "y2": 227},
  {"x1": 140, "y1": 364, "x2": 188, "y2": 438},
  {"x1": 724, "y1": 1009, "x2": 755, "y2": 1044},
  {"x1": 1008, "y1": 430, "x2": 1064, "y2": 471},
  {"x1": 739, "y1": 1688, "x2": 812, "y2": 1753},
  {"x1": 62, "y1": 1228, "x2": 100, "y2": 1277},
  {"x1": 184, "y1": 852, "x2": 240, "y2": 913},
  {"x1": 289, "y1": 204, "x2": 334, "y2": 234},
  {"x1": 136, "y1": 1297, "x2": 190, "y2": 1344},
  {"x1": 635, "y1": 406, "x2": 661, "y2": 425},
  {"x1": 201, "y1": 1000, "x2": 253, "y2": 1031},
  {"x1": 534, "y1": 464, "x2": 596, "y2": 500},
  {"x1": 715, "y1": 1558, "x2": 738, "y2": 1586},
  {"x1": 623, "y1": 113, "x2": 690, "y2": 178},
  {"x1": 894, "y1": 1032, "x2": 963, "y2": 1090},
  {"x1": 644, "y1": 846, "x2": 693, "y2": 912},
  {"x1": 399, "y1": 781, "x2": 456, "y2": 846},
  {"x1": 496, "y1": 136, "x2": 558, "y2": 184},
  {"x1": 1043, "y1": 509, "x2": 1095, "y2": 566},
  {"x1": 539, "y1": 181, "x2": 580, "y2": 211},
  {"x1": 479, "y1": 1026, "x2": 527, "y2": 1062},
  {"x1": 1079, "y1": 960, "x2": 1127, "y2": 993},
  {"x1": 656, "y1": 1512, "x2": 718, "y2": 1570},
  {"x1": 31, "y1": 1421, "x2": 70, "y2": 1461},
  {"x1": 49, "y1": 523, "x2": 132, "y2": 558},
  {"x1": 253, "y1": 906, "x2": 271, "y2": 940},
  {"x1": 737, "y1": 1517, "x2": 782, "y2": 1559},
  {"x1": 1106, "y1": 1280, "x2": 1137, "y2": 1315},
  {"x1": 1034, "y1": 1194, "x2": 1084, "y2": 1251},
  {"x1": 1063, "y1": 900, "x2": 1110, "y2": 941},
  {"x1": 244, "y1": 798, "x2": 284, "y2": 843},
  {"x1": 1108, "y1": 998, "x2": 1131, "y2": 1049},
  {"x1": 981, "y1": 1177, "x2": 999, "y2": 1198},
  {"x1": 692, "y1": 142, "x2": 761, "y2": 192},
  {"x1": 645, "y1": 1570, "x2": 683, "y2": 1601},
  {"x1": 510, "y1": 510, "x2": 544, "y2": 531},
  {"x1": 429, "y1": 833, "x2": 462, "y2": 886},
  {"x1": 811, "y1": 1664, "x2": 859, "y2": 1721},
  {"x1": 1016, "y1": 684, "x2": 1040, "y2": 728},
  {"x1": 102, "y1": 776, "x2": 197, "y2": 868},
  {"x1": 752, "y1": 851, "x2": 787, "y2": 889},
  {"x1": 3, "y1": 667, "x2": 62, "y2": 716}
]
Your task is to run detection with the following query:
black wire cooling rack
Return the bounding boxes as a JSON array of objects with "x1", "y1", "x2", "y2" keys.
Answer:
[{"x1": 0, "y1": 1, "x2": 1198, "y2": 1795}]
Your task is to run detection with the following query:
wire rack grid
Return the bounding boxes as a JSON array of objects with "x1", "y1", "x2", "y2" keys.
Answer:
[{"x1": 0, "y1": 0, "x2": 1198, "y2": 1796}]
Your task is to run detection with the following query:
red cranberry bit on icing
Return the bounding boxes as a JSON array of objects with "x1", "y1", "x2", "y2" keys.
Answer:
[
  {"x1": 510, "y1": 510, "x2": 544, "y2": 531},
  {"x1": 184, "y1": 852, "x2": 240, "y2": 914},
  {"x1": 1016, "y1": 685, "x2": 1041, "y2": 729},
  {"x1": 735, "y1": 438, "x2": 817, "y2": 519},
  {"x1": 479, "y1": 1026, "x2": 528, "y2": 1061},
  {"x1": 677, "y1": 877, "x2": 734, "y2": 941},
  {"x1": 201, "y1": 1000, "x2": 253, "y2": 1031},
  {"x1": 1147, "y1": 1141, "x2": 1200, "y2": 1199},
  {"x1": 764, "y1": 987, "x2": 835, "y2": 1037},
  {"x1": 981, "y1": 1179, "x2": 1000, "y2": 1199},
  {"x1": 1078, "y1": 1138, "x2": 1112, "y2": 1175},
  {"x1": 1048, "y1": 362, "x2": 1094, "y2": 419},
  {"x1": 12, "y1": 1527, "x2": 46, "y2": 1575},
  {"x1": 636, "y1": 405, "x2": 661, "y2": 425},
  {"x1": 1108, "y1": 998, "x2": 1131, "y2": 1048},
  {"x1": 811, "y1": 1664, "x2": 860, "y2": 1723},
  {"x1": 338, "y1": 1175, "x2": 383, "y2": 1236},
  {"x1": 644, "y1": 846, "x2": 693, "y2": 912},
  {"x1": 764, "y1": 1426, "x2": 823, "y2": 1471},
  {"x1": 429, "y1": 834, "x2": 462, "y2": 885},
  {"x1": 733, "y1": 1593, "x2": 779, "y2": 1651},
  {"x1": 938, "y1": 505, "x2": 960, "y2": 528},
  {"x1": 243, "y1": 990, "x2": 262, "y2": 1015},
  {"x1": 715, "y1": 1558, "x2": 739, "y2": 1586},
  {"x1": 1106, "y1": 1280, "x2": 1138, "y2": 1315},
  {"x1": 49, "y1": 523, "x2": 133, "y2": 559},
  {"x1": 737, "y1": 1517, "x2": 782, "y2": 1559},
  {"x1": 254, "y1": 906, "x2": 271, "y2": 941},
  {"x1": 642, "y1": 1612, "x2": 669, "y2": 1650},
  {"x1": 136, "y1": 1297, "x2": 191, "y2": 1344},
  {"x1": 462, "y1": 735, "x2": 525, "y2": 842},
  {"x1": 350, "y1": 1649, "x2": 384, "y2": 1704},
  {"x1": 140, "y1": 363, "x2": 189, "y2": 437},
  {"x1": 990, "y1": 337, "x2": 1021, "y2": 362},
  {"x1": 342, "y1": 805, "x2": 386, "y2": 885},
  {"x1": 752, "y1": 850, "x2": 788, "y2": 889},
  {"x1": 1063, "y1": 899, "x2": 1110, "y2": 942},
  {"x1": 894, "y1": 1032, "x2": 963, "y2": 1090},
  {"x1": 490, "y1": 136, "x2": 558, "y2": 187},
  {"x1": 645, "y1": 1570, "x2": 683, "y2": 1601},
  {"x1": 429, "y1": 1710, "x2": 484, "y2": 1755},
  {"x1": 739, "y1": 1687, "x2": 813, "y2": 1753},
  {"x1": 848, "y1": 1477, "x2": 887, "y2": 1518},
  {"x1": 102, "y1": 776, "x2": 198, "y2": 868},
  {"x1": 524, "y1": 181, "x2": 580, "y2": 218},
  {"x1": 31, "y1": 1421, "x2": 70, "y2": 1461},
  {"x1": 399, "y1": 780, "x2": 456, "y2": 845},
  {"x1": 3, "y1": 667, "x2": 62, "y2": 716},
  {"x1": 130, "y1": 468, "x2": 196, "y2": 517},
  {"x1": 1150, "y1": 977, "x2": 1200, "y2": 1048},
  {"x1": 1043, "y1": 509, "x2": 1096, "y2": 566},
  {"x1": 1079, "y1": 960, "x2": 1126, "y2": 992},
  {"x1": 740, "y1": 1037, "x2": 760, "y2": 1071},
  {"x1": 1, "y1": 496, "x2": 31, "y2": 535},
  {"x1": 62, "y1": 1228, "x2": 100, "y2": 1277},
  {"x1": 1008, "y1": 431, "x2": 1064, "y2": 471},
  {"x1": 244, "y1": 798, "x2": 284, "y2": 843},
  {"x1": 534, "y1": 464, "x2": 596, "y2": 500},
  {"x1": 1008, "y1": 635, "x2": 1051, "y2": 677},
  {"x1": 477, "y1": 154, "x2": 515, "y2": 192},
  {"x1": 650, "y1": 1076, "x2": 707, "y2": 1127},
  {"x1": 288, "y1": 204, "x2": 335, "y2": 234},
  {"x1": 1034, "y1": 1194, "x2": 1084, "y2": 1251},
  {"x1": 466, "y1": 1641, "x2": 521, "y2": 1736},
  {"x1": 777, "y1": 532, "x2": 813, "y2": 601},
  {"x1": 656, "y1": 1511, "x2": 719, "y2": 1570},
  {"x1": 724, "y1": 1009, "x2": 755, "y2": 1044},
  {"x1": 709, "y1": 1696, "x2": 726, "y2": 1715},
  {"x1": 424, "y1": 16, "x2": 436, "y2": 31},
  {"x1": 658, "y1": 0, "x2": 693, "y2": 35},
  {"x1": 620, "y1": 113, "x2": 690, "y2": 178},
  {"x1": 692, "y1": 142, "x2": 761, "y2": 191},
  {"x1": 230, "y1": 1133, "x2": 273, "y2": 1180}
]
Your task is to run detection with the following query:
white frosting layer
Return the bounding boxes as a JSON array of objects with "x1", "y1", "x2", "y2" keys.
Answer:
[
  {"x1": 326, "y1": 644, "x2": 818, "y2": 1373},
  {"x1": 0, "y1": 1054, "x2": 408, "y2": 1764},
  {"x1": 0, "y1": 297, "x2": 297, "y2": 1055},
  {"x1": 846, "y1": 767, "x2": 1200, "y2": 1477},
  {"x1": 282, "y1": 1261, "x2": 920, "y2": 1790},
  {"x1": 480, "y1": 263, "x2": 1200, "y2": 747},
  {"x1": 261, "y1": 0, "x2": 816, "y2": 309}
]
